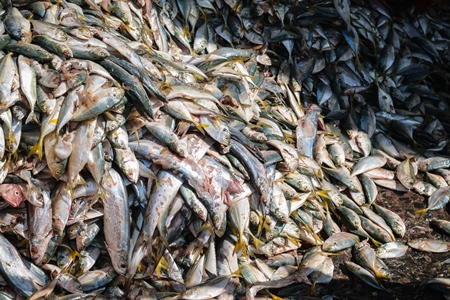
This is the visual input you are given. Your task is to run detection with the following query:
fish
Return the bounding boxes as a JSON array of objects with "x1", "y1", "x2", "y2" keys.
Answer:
[
  {"x1": 0, "y1": 0, "x2": 446, "y2": 299},
  {"x1": 408, "y1": 239, "x2": 450, "y2": 253}
]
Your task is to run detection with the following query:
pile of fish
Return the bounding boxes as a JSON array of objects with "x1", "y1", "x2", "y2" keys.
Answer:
[{"x1": 0, "y1": 0, "x2": 449, "y2": 298}]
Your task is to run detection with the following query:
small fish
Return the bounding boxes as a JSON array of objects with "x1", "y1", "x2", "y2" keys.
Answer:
[
  {"x1": 408, "y1": 239, "x2": 450, "y2": 253},
  {"x1": 322, "y1": 232, "x2": 359, "y2": 252},
  {"x1": 376, "y1": 242, "x2": 408, "y2": 258},
  {"x1": 345, "y1": 261, "x2": 388, "y2": 292},
  {"x1": 415, "y1": 186, "x2": 450, "y2": 216}
]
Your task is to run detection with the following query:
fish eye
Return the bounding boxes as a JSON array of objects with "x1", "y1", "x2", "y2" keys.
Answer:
[{"x1": 14, "y1": 191, "x2": 19, "y2": 196}]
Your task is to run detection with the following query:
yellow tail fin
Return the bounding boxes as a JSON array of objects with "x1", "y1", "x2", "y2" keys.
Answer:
[
  {"x1": 414, "y1": 208, "x2": 428, "y2": 217},
  {"x1": 267, "y1": 290, "x2": 285, "y2": 300},
  {"x1": 194, "y1": 122, "x2": 209, "y2": 135},
  {"x1": 29, "y1": 138, "x2": 43, "y2": 160},
  {"x1": 233, "y1": 235, "x2": 247, "y2": 256},
  {"x1": 155, "y1": 256, "x2": 169, "y2": 278},
  {"x1": 245, "y1": 229, "x2": 264, "y2": 250},
  {"x1": 368, "y1": 236, "x2": 382, "y2": 248},
  {"x1": 315, "y1": 189, "x2": 332, "y2": 200}
]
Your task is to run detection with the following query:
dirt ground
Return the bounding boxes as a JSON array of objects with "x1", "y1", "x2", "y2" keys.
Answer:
[{"x1": 275, "y1": 188, "x2": 450, "y2": 299}]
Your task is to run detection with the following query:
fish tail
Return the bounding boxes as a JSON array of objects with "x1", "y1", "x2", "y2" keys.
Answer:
[
  {"x1": 193, "y1": 121, "x2": 208, "y2": 135},
  {"x1": 132, "y1": 127, "x2": 141, "y2": 148},
  {"x1": 254, "y1": 210, "x2": 264, "y2": 237},
  {"x1": 322, "y1": 200, "x2": 329, "y2": 212},
  {"x1": 233, "y1": 234, "x2": 247, "y2": 256},
  {"x1": 157, "y1": 235, "x2": 170, "y2": 251},
  {"x1": 287, "y1": 235, "x2": 302, "y2": 247},
  {"x1": 315, "y1": 189, "x2": 331, "y2": 200},
  {"x1": 155, "y1": 256, "x2": 169, "y2": 278},
  {"x1": 369, "y1": 236, "x2": 382, "y2": 248},
  {"x1": 267, "y1": 290, "x2": 285, "y2": 300},
  {"x1": 231, "y1": 267, "x2": 243, "y2": 278},
  {"x1": 11, "y1": 150, "x2": 18, "y2": 162},
  {"x1": 76, "y1": 174, "x2": 87, "y2": 185},
  {"x1": 245, "y1": 229, "x2": 264, "y2": 250},
  {"x1": 95, "y1": 186, "x2": 108, "y2": 203},
  {"x1": 29, "y1": 138, "x2": 43, "y2": 159},
  {"x1": 183, "y1": 26, "x2": 191, "y2": 40},
  {"x1": 125, "y1": 243, "x2": 146, "y2": 290},
  {"x1": 197, "y1": 221, "x2": 214, "y2": 234},
  {"x1": 67, "y1": 182, "x2": 75, "y2": 200},
  {"x1": 252, "y1": 236, "x2": 264, "y2": 250},
  {"x1": 25, "y1": 111, "x2": 39, "y2": 125},
  {"x1": 299, "y1": 218, "x2": 321, "y2": 245},
  {"x1": 312, "y1": 232, "x2": 324, "y2": 246},
  {"x1": 255, "y1": 96, "x2": 268, "y2": 110},
  {"x1": 414, "y1": 208, "x2": 428, "y2": 217},
  {"x1": 388, "y1": 231, "x2": 396, "y2": 242},
  {"x1": 72, "y1": 248, "x2": 84, "y2": 260},
  {"x1": 311, "y1": 283, "x2": 318, "y2": 297},
  {"x1": 316, "y1": 168, "x2": 323, "y2": 178},
  {"x1": 375, "y1": 271, "x2": 391, "y2": 280}
]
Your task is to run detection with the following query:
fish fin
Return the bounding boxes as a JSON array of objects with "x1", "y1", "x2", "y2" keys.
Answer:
[
  {"x1": 204, "y1": 269, "x2": 217, "y2": 279},
  {"x1": 244, "y1": 229, "x2": 264, "y2": 250},
  {"x1": 253, "y1": 209, "x2": 264, "y2": 237},
  {"x1": 286, "y1": 235, "x2": 301, "y2": 247},
  {"x1": 95, "y1": 186, "x2": 107, "y2": 205},
  {"x1": 233, "y1": 234, "x2": 247, "y2": 256},
  {"x1": 315, "y1": 189, "x2": 332, "y2": 200},
  {"x1": 25, "y1": 111, "x2": 39, "y2": 125},
  {"x1": 322, "y1": 200, "x2": 329, "y2": 212},
  {"x1": 252, "y1": 236, "x2": 265, "y2": 250},
  {"x1": 374, "y1": 271, "x2": 391, "y2": 280},
  {"x1": 66, "y1": 183, "x2": 75, "y2": 200},
  {"x1": 414, "y1": 208, "x2": 428, "y2": 217},
  {"x1": 29, "y1": 138, "x2": 43, "y2": 160},
  {"x1": 267, "y1": 290, "x2": 285, "y2": 300},
  {"x1": 76, "y1": 174, "x2": 86, "y2": 186},
  {"x1": 183, "y1": 26, "x2": 191, "y2": 40},
  {"x1": 305, "y1": 225, "x2": 323, "y2": 246},
  {"x1": 72, "y1": 249, "x2": 84, "y2": 260},
  {"x1": 199, "y1": 220, "x2": 215, "y2": 235},
  {"x1": 323, "y1": 251, "x2": 344, "y2": 257},
  {"x1": 160, "y1": 82, "x2": 173, "y2": 93},
  {"x1": 255, "y1": 96, "x2": 268, "y2": 110},
  {"x1": 155, "y1": 256, "x2": 169, "y2": 278},
  {"x1": 316, "y1": 168, "x2": 324, "y2": 178},
  {"x1": 390, "y1": 234, "x2": 396, "y2": 242},
  {"x1": 132, "y1": 127, "x2": 140, "y2": 148},
  {"x1": 193, "y1": 122, "x2": 209, "y2": 135},
  {"x1": 368, "y1": 236, "x2": 382, "y2": 248},
  {"x1": 311, "y1": 283, "x2": 318, "y2": 297},
  {"x1": 157, "y1": 235, "x2": 170, "y2": 252},
  {"x1": 11, "y1": 150, "x2": 19, "y2": 162},
  {"x1": 231, "y1": 267, "x2": 243, "y2": 278}
]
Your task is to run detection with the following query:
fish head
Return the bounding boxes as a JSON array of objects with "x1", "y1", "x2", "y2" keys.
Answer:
[
  {"x1": 0, "y1": 184, "x2": 25, "y2": 207},
  {"x1": 30, "y1": 235, "x2": 50, "y2": 265},
  {"x1": 112, "y1": 250, "x2": 128, "y2": 276}
]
